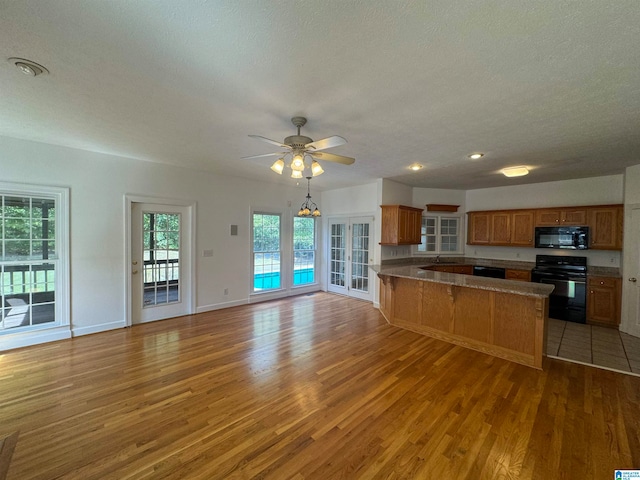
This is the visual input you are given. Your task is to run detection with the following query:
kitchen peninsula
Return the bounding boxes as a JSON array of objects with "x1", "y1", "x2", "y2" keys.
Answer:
[{"x1": 371, "y1": 262, "x2": 554, "y2": 369}]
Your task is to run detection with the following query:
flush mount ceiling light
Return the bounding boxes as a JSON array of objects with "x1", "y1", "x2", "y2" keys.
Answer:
[
  {"x1": 409, "y1": 163, "x2": 423, "y2": 171},
  {"x1": 468, "y1": 153, "x2": 484, "y2": 160},
  {"x1": 298, "y1": 177, "x2": 321, "y2": 217},
  {"x1": 8, "y1": 57, "x2": 49, "y2": 76},
  {"x1": 501, "y1": 166, "x2": 529, "y2": 177}
]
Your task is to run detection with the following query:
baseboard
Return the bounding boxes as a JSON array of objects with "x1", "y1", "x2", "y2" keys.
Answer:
[
  {"x1": 0, "y1": 326, "x2": 71, "y2": 352},
  {"x1": 196, "y1": 299, "x2": 249, "y2": 314},
  {"x1": 72, "y1": 320, "x2": 126, "y2": 337}
]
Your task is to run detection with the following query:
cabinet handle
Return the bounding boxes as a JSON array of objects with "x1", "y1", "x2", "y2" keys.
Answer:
[
  {"x1": 630, "y1": 278, "x2": 637, "y2": 283},
  {"x1": 600, "y1": 281, "x2": 604, "y2": 285}
]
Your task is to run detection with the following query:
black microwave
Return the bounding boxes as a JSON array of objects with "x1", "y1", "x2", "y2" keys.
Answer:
[{"x1": 534, "y1": 226, "x2": 589, "y2": 250}]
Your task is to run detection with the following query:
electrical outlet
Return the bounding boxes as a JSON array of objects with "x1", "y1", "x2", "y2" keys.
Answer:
[
  {"x1": 610, "y1": 257, "x2": 615, "y2": 264},
  {"x1": 516, "y1": 253, "x2": 520, "y2": 258}
]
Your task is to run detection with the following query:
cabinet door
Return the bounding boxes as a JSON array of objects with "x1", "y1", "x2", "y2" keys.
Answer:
[
  {"x1": 406, "y1": 209, "x2": 423, "y2": 244},
  {"x1": 511, "y1": 211, "x2": 534, "y2": 246},
  {"x1": 467, "y1": 212, "x2": 490, "y2": 245},
  {"x1": 490, "y1": 212, "x2": 511, "y2": 244},
  {"x1": 587, "y1": 276, "x2": 621, "y2": 326},
  {"x1": 561, "y1": 209, "x2": 587, "y2": 225},
  {"x1": 536, "y1": 210, "x2": 561, "y2": 226},
  {"x1": 380, "y1": 206, "x2": 399, "y2": 245},
  {"x1": 588, "y1": 207, "x2": 620, "y2": 250}
]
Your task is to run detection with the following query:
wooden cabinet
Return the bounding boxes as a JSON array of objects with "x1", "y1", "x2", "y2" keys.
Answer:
[
  {"x1": 535, "y1": 208, "x2": 587, "y2": 226},
  {"x1": 468, "y1": 210, "x2": 534, "y2": 247},
  {"x1": 380, "y1": 205, "x2": 423, "y2": 245},
  {"x1": 468, "y1": 204, "x2": 622, "y2": 251},
  {"x1": 587, "y1": 276, "x2": 621, "y2": 327},
  {"x1": 468, "y1": 212, "x2": 490, "y2": 245},
  {"x1": 511, "y1": 211, "x2": 535, "y2": 246},
  {"x1": 490, "y1": 212, "x2": 511, "y2": 244},
  {"x1": 505, "y1": 269, "x2": 531, "y2": 282},
  {"x1": 588, "y1": 206, "x2": 623, "y2": 250}
]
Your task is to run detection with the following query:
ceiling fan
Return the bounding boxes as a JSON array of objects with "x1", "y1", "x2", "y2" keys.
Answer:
[{"x1": 242, "y1": 116, "x2": 355, "y2": 178}]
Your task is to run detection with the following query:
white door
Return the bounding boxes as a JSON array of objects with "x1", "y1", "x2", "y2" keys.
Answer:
[
  {"x1": 622, "y1": 205, "x2": 640, "y2": 337},
  {"x1": 131, "y1": 203, "x2": 193, "y2": 324},
  {"x1": 327, "y1": 217, "x2": 373, "y2": 301}
]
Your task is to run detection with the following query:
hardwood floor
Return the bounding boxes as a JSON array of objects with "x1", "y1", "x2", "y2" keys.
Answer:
[{"x1": 1, "y1": 292, "x2": 639, "y2": 479}]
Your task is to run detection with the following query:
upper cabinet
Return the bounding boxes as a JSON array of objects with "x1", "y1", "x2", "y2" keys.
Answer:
[
  {"x1": 467, "y1": 204, "x2": 623, "y2": 250},
  {"x1": 588, "y1": 206, "x2": 623, "y2": 250},
  {"x1": 535, "y1": 208, "x2": 587, "y2": 226},
  {"x1": 380, "y1": 205, "x2": 423, "y2": 245},
  {"x1": 468, "y1": 212, "x2": 490, "y2": 245},
  {"x1": 468, "y1": 210, "x2": 534, "y2": 247}
]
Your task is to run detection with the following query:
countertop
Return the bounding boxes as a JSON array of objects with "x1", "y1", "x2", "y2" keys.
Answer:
[
  {"x1": 371, "y1": 264, "x2": 554, "y2": 298},
  {"x1": 379, "y1": 256, "x2": 621, "y2": 277}
]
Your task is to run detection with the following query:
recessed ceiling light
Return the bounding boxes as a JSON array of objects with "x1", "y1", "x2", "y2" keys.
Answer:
[
  {"x1": 468, "y1": 153, "x2": 484, "y2": 160},
  {"x1": 8, "y1": 57, "x2": 49, "y2": 76},
  {"x1": 501, "y1": 166, "x2": 529, "y2": 177},
  {"x1": 409, "y1": 163, "x2": 423, "y2": 171}
]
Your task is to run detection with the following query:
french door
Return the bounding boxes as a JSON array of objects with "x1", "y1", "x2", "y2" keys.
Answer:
[
  {"x1": 327, "y1": 217, "x2": 373, "y2": 301},
  {"x1": 130, "y1": 202, "x2": 193, "y2": 324}
]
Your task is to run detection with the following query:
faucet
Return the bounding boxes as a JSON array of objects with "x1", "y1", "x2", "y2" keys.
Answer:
[{"x1": 435, "y1": 255, "x2": 440, "y2": 263}]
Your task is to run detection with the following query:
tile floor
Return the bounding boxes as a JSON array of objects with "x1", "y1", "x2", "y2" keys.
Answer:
[{"x1": 547, "y1": 318, "x2": 640, "y2": 374}]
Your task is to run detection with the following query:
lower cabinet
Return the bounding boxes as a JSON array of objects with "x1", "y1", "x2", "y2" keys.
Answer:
[{"x1": 587, "y1": 276, "x2": 621, "y2": 327}]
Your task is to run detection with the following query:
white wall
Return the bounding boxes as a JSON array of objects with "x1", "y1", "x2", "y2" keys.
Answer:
[
  {"x1": 0, "y1": 135, "x2": 320, "y2": 339},
  {"x1": 466, "y1": 175, "x2": 624, "y2": 210},
  {"x1": 465, "y1": 175, "x2": 625, "y2": 267}
]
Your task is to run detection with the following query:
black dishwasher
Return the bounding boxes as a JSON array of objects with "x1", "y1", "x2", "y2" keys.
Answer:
[{"x1": 473, "y1": 266, "x2": 506, "y2": 279}]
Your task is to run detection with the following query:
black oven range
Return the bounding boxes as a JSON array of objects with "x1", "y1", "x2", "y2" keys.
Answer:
[{"x1": 531, "y1": 255, "x2": 587, "y2": 323}]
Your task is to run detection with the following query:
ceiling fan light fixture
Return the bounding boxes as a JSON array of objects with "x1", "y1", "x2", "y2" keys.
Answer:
[
  {"x1": 501, "y1": 166, "x2": 529, "y2": 177},
  {"x1": 270, "y1": 158, "x2": 285, "y2": 174},
  {"x1": 291, "y1": 169, "x2": 303, "y2": 179},
  {"x1": 311, "y1": 160, "x2": 324, "y2": 176},
  {"x1": 291, "y1": 154, "x2": 305, "y2": 172}
]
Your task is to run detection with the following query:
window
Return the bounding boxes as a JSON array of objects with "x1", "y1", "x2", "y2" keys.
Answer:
[
  {"x1": 252, "y1": 213, "x2": 281, "y2": 292},
  {"x1": 293, "y1": 217, "x2": 315, "y2": 286},
  {"x1": 1, "y1": 185, "x2": 68, "y2": 335},
  {"x1": 416, "y1": 215, "x2": 462, "y2": 254},
  {"x1": 143, "y1": 212, "x2": 180, "y2": 306}
]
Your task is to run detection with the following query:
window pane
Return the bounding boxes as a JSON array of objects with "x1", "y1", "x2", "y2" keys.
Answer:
[
  {"x1": 293, "y1": 217, "x2": 315, "y2": 286},
  {"x1": 253, "y1": 214, "x2": 281, "y2": 292}
]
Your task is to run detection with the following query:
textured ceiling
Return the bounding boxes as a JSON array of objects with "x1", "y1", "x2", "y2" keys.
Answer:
[{"x1": 1, "y1": 1, "x2": 639, "y2": 191}]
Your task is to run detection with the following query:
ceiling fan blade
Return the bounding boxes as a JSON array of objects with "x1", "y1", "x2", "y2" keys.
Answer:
[
  {"x1": 305, "y1": 135, "x2": 347, "y2": 151},
  {"x1": 309, "y1": 151, "x2": 355, "y2": 165},
  {"x1": 248, "y1": 135, "x2": 289, "y2": 148},
  {"x1": 241, "y1": 152, "x2": 283, "y2": 160}
]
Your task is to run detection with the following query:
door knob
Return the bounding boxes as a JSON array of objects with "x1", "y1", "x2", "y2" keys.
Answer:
[
  {"x1": 630, "y1": 277, "x2": 637, "y2": 283},
  {"x1": 132, "y1": 270, "x2": 138, "y2": 275}
]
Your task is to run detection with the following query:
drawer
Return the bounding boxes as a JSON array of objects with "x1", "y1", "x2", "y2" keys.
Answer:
[
  {"x1": 505, "y1": 269, "x2": 531, "y2": 282},
  {"x1": 588, "y1": 276, "x2": 618, "y2": 288}
]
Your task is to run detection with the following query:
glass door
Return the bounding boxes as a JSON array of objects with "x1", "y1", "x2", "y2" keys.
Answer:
[
  {"x1": 131, "y1": 202, "x2": 192, "y2": 324},
  {"x1": 327, "y1": 217, "x2": 373, "y2": 301}
]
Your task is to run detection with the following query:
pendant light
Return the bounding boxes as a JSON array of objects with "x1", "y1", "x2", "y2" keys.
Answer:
[{"x1": 298, "y1": 177, "x2": 321, "y2": 217}]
